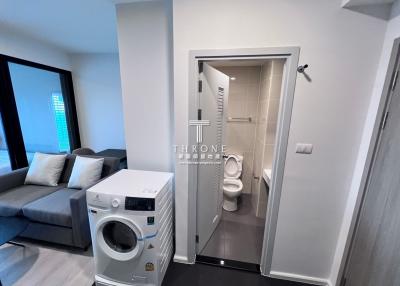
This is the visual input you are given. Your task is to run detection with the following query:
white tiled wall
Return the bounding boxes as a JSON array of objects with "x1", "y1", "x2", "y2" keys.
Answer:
[
  {"x1": 217, "y1": 62, "x2": 284, "y2": 209},
  {"x1": 252, "y1": 60, "x2": 285, "y2": 218},
  {"x1": 217, "y1": 66, "x2": 261, "y2": 194}
]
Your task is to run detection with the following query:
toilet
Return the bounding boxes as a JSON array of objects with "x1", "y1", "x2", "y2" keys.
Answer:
[{"x1": 223, "y1": 154, "x2": 244, "y2": 211}]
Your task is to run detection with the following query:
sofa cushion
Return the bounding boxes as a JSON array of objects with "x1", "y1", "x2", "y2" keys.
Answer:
[
  {"x1": 59, "y1": 154, "x2": 120, "y2": 184},
  {"x1": 67, "y1": 156, "x2": 104, "y2": 189},
  {"x1": 0, "y1": 184, "x2": 65, "y2": 217},
  {"x1": 25, "y1": 153, "x2": 67, "y2": 186},
  {"x1": 22, "y1": 188, "x2": 77, "y2": 227}
]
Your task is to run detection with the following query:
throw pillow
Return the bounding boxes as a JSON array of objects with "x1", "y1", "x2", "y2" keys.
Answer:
[
  {"x1": 25, "y1": 153, "x2": 67, "y2": 186},
  {"x1": 67, "y1": 156, "x2": 104, "y2": 189}
]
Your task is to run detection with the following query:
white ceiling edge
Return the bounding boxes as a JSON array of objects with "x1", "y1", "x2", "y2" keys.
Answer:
[
  {"x1": 342, "y1": 0, "x2": 395, "y2": 7},
  {"x1": 342, "y1": 0, "x2": 396, "y2": 20},
  {"x1": 110, "y1": 0, "x2": 159, "y2": 4}
]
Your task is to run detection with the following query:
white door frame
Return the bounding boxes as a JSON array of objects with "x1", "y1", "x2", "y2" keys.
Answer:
[{"x1": 187, "y1": 47, "x2": 300, "y2": 276}]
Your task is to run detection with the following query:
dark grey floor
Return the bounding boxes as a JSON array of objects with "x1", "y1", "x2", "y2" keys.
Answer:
[
  {"x1": 162, "y1": 263, "x2": 308, "y2": 286},
  {"x1": 200, "y1": 194, "x2": 265, "y2": 264}
]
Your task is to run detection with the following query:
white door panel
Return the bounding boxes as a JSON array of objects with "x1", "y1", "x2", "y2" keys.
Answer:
[{"x1": 196, "y1": 63, "x2": 229, "y2": 253}]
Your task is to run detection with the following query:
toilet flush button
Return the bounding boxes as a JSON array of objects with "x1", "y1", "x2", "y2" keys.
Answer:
[
  {"x1": 111, "y1": 199, "x2": 120, "y2": 208},
  {"x1": 296, "y1": 143, "x2": 313, "y2": 154}
]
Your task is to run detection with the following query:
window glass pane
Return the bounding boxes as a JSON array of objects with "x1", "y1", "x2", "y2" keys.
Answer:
[
  {"x1": 0, "y1": 116, "x2": 11, "y2": 174},
  {"x1": 8, "y1": 63, "x2": 71, "y2": 160},
  {"x1": 51, "y1": 92, "x2": 70, "y2": 152}
]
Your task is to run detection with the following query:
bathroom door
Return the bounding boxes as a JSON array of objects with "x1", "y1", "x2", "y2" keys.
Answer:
[{"x1": 196, "y1": 63, "x2": 229, "y2": 253}]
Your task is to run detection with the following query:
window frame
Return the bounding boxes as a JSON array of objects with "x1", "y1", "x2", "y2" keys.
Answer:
[{"x1": 0, "y1": 54, "x2": 81, "y2": 170}]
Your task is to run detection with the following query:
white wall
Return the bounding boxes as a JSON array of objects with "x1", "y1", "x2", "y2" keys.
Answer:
[
  {"x1": 116, "y1": 0, "x2": 173, "y2": 172},
  {"x1": 0, "y1": 25, "x2": 71, "y2": 70},
  {"x1": 70, "y1": 54, "x2": 126, "y2": 152},
  {"x1": 330, "y1": 2, "x2": 400, "y2": 285},
  {"x1": 254, "y1": 60, "x2": 284, "y2": 218},
  {"x1": 172, "y1": 0, "x2": 386, "y2": 284}
]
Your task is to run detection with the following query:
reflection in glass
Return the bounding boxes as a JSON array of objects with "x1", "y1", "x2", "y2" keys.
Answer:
[{"x1": 8, "y1": 63, "x2": 71, "y2": 161}]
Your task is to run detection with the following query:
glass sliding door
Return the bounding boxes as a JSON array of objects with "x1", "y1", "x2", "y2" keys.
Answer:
[
  {"x1": 0, "y1": 55, "x2": 80, "y2": 171},
  {"x1": 0, "y1": 116, "x2": 11, "y2": 174},
  {"x1": 8, "y1": 63, "x2": 71, "y2": 162}
]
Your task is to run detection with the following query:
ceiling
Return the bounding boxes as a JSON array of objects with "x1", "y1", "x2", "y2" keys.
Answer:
[
  {"x1": 0, "y1": 0, "x2": 119, "y2": 53},
  {"x1": 342, "y1": 0, "x2": 399, "y2": 20},
  {"x1": 343, "y1": 0, "x2": 395, "y2": 5},
  {"x1": 2, "y1": 0, "x2": 395, "y2": 54},
  {"x1": 208, "y1": 59, "x2": 274, "y2": 67}
]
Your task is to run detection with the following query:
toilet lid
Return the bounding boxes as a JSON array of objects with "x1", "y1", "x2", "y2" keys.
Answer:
[{"x1": 224, "y1": 155, "x2": 242, "y2": 179}]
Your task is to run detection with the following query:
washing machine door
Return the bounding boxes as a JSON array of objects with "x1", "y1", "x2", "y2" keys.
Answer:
[{"x1": 96, "y1": 216, "x2": 144, "y2": 261}]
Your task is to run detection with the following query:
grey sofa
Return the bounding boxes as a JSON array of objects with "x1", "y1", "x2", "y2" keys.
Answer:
[{"x1": 0, "y1": 154, "x2": 119, "y2": 249}]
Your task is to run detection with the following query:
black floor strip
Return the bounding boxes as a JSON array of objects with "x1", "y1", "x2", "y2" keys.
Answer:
[{"x1": 196, "y1": 255, "x2": 260, "y2": 273}]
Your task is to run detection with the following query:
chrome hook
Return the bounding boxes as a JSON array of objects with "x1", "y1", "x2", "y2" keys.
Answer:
[{"x1": 297, "y1": 64, "x2": 309, "y2": 73}]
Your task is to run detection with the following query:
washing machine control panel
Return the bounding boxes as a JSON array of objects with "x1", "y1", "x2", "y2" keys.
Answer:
[
  {"x1": 111, "y1": 198, "x2": 120, "y2": 208},
  {"x1": 125, "y1": 197, "x2": 155, "y2": 211}
]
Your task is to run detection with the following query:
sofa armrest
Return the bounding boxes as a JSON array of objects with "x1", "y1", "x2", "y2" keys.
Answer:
[
  {"x1": 70, "y1": 188, "x2": 87, "y2": 208},
  {"x1": 69, "y1": 174, "x2": 115, "y2": 248},
  {"x1": 0, "y1": 167, "x2": 28, "y2": 194},
  {"x1": 69, "y1": 176, "x2": 109, "y2": 248},
  {"x1": 70, "y1": 188, "x2": 91, "y2": 248},
  {"x1": 69, "y1": 175, "x2": 112, "y2": 218}
]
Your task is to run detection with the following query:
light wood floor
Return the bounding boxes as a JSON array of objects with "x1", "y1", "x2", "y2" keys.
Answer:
[{"x1": 0, "y1": 240, "x2": 94, "y2": 286}]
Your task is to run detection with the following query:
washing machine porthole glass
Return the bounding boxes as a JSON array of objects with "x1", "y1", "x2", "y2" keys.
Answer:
[{"x1": 102, "y1": 221, "x2": 137, "y2": 253}]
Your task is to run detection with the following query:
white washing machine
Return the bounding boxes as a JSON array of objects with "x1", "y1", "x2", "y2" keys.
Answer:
[{"x1": 87, "y1": 169, "x2": 174, "y2": 286}]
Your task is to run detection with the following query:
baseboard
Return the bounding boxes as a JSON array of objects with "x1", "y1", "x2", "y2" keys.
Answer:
[
  {"x1": 269, "y1": 271, "x2": 331, "y2": 286},
  {"x1": 173, "y1": 254, "x2": 194, "y2": 264}
]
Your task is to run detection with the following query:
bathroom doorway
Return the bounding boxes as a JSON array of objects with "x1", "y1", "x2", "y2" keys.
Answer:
[{"x1": 187, "y1": 47, "x2": 299, "y2": 275}]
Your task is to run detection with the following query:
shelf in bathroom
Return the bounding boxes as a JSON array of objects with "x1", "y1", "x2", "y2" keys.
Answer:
[{"x1": 263, "y1": 168, "x2": 272, "y2": 188}]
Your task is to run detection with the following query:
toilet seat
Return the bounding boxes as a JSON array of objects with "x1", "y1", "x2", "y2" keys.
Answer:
[
  {"x1": 223, "y1": 178, "x2": 243, "y2": 194},
  {"x1": 224, "y1": 155, "x2": 243, "y2": 179},
  {"x1": 223, "y1": 154, "x2": 243, "y2": 212}
]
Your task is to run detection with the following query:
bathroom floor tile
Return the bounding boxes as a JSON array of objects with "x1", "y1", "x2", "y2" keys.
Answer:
[
  {"x1": 200, "y1": 194, "x2": 265, "y2": 264},
  {"x1": 162, "y1": 262, "x2": 308, "y2": 286}
]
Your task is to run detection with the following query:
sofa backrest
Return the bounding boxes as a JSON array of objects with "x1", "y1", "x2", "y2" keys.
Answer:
[{"x1": 59, "y1": 154, "x2": 120, "y2": 184}]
